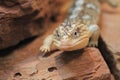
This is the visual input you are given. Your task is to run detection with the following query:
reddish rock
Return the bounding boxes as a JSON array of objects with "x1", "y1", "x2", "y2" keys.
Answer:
[
  {"x1": 55, "y1": 48, "x2": 114, "y2": 80},
  {"x1": 3, "y1": 47, "x2": 114, "y2": 80},
  {"x1": 99, "y1": 0, "x2": 120, "y2": 79},
  {"x1": 0, "y1": 0, "x2": 73, "y2": 50},
  {"x1": 0, "y1": 29, "x2": 114, "y2": 80},
  {"x1": 0, "y1": 0, "x2": 118, "y2": 80}
]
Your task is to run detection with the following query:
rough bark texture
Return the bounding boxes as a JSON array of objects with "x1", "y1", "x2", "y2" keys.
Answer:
[{"x1": 0, "y1": 0, "x2": 73, "y2": 50}]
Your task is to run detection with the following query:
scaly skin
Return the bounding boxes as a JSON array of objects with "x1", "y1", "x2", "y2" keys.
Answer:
[
  {"x1": 40, "y1": 0, "x2": 117, "y2": 52},
  {"x1": 40, "y1": 19, "x2": 91, "y2": 52}
]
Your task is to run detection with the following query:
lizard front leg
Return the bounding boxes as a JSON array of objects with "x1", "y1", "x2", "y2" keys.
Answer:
[
  {"x1": 40, "y1": 34, "x2": 53, "y2": 52},
  {"x1": 88, "y1": 24, "x2": 100, "y2": 47}
]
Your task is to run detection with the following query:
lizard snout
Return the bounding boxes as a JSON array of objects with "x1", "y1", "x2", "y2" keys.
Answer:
[{"x1": 60, "y1": 39, "x2": 72, "y2": 46}]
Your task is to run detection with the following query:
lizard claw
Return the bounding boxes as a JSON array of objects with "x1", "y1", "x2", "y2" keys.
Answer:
[
  {"x1": 88, "y1": 41, "x2": 98, "y2": 47},
  {"x1": 40, "y1": 45, "x2": 50, "y2": 53}
]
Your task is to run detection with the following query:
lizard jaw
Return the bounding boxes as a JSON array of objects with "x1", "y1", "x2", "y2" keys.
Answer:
[{"x1": 53, "y1": 37, "x2": 89, "y2": 51}]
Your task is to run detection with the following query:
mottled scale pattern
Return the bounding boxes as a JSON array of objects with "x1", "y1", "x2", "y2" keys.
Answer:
[
  {"x1": 40, "y1": 0, "x2": 117, "y2": 54},
  {"x1": 54, "y1": 18, "x2": 83, "y2": 37},
  {"x1": 52, "y1": 0, "x2": 102, "y2": 42},
  {"x1": 69, "y1": 0, "x2": 101, "y2": 25}
]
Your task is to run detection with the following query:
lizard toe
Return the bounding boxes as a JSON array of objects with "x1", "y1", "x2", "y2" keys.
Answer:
[
  {"x1": 88, "y1": 41, "x2": 98, "y2": 47},
  {"x1": 40, "y1": 45, "x2": 50, "y2": 53}
]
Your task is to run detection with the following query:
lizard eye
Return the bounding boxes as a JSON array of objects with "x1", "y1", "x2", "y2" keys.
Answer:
[
  {"x1": 57, "y1": 34, "x2": 60, "y2": 38},
  {"x1": 74, "y1": 31, "x2": 77, "y2": 35},
  {"x1": 73, "y1": 31, "x2": 79, "y2": 38},
  {"x1": 56, "y1": 33, "x2": 61, "y2": 40}
]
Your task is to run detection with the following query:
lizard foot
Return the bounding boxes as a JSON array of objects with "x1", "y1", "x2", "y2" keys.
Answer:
[
  {"x1": 88, "y1": 41, "x2": 98, "y2": 47},
  {"x1": 40, "y1": 45, "x2": 50, "y2": 53}
]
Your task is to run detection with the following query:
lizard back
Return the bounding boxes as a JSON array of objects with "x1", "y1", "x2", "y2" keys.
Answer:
[{"x1": 69, "y1": 0, "x2": 101, "y2": 26}]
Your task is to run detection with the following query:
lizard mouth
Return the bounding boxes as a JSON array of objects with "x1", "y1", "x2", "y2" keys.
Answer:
[
  {"x1": 54, "y1": 37, "x2": 89, "y2": 51},
  {"x1": 60, "y1": 45, "x2": 73, "y2": 48}
]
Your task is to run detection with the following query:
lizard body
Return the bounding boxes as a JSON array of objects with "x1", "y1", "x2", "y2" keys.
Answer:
[{"x1": 40, "y1": 0, "x2": 117, "y2": 52}]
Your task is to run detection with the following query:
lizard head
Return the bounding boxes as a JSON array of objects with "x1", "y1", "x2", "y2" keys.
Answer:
[{"x1": 53, "y1": 19, "x2": 91, "y2": 51}]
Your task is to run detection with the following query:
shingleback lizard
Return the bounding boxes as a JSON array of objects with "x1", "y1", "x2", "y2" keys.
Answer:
[{"x1": 40, "y1": 0, "x2": 117, "y2": 52}]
